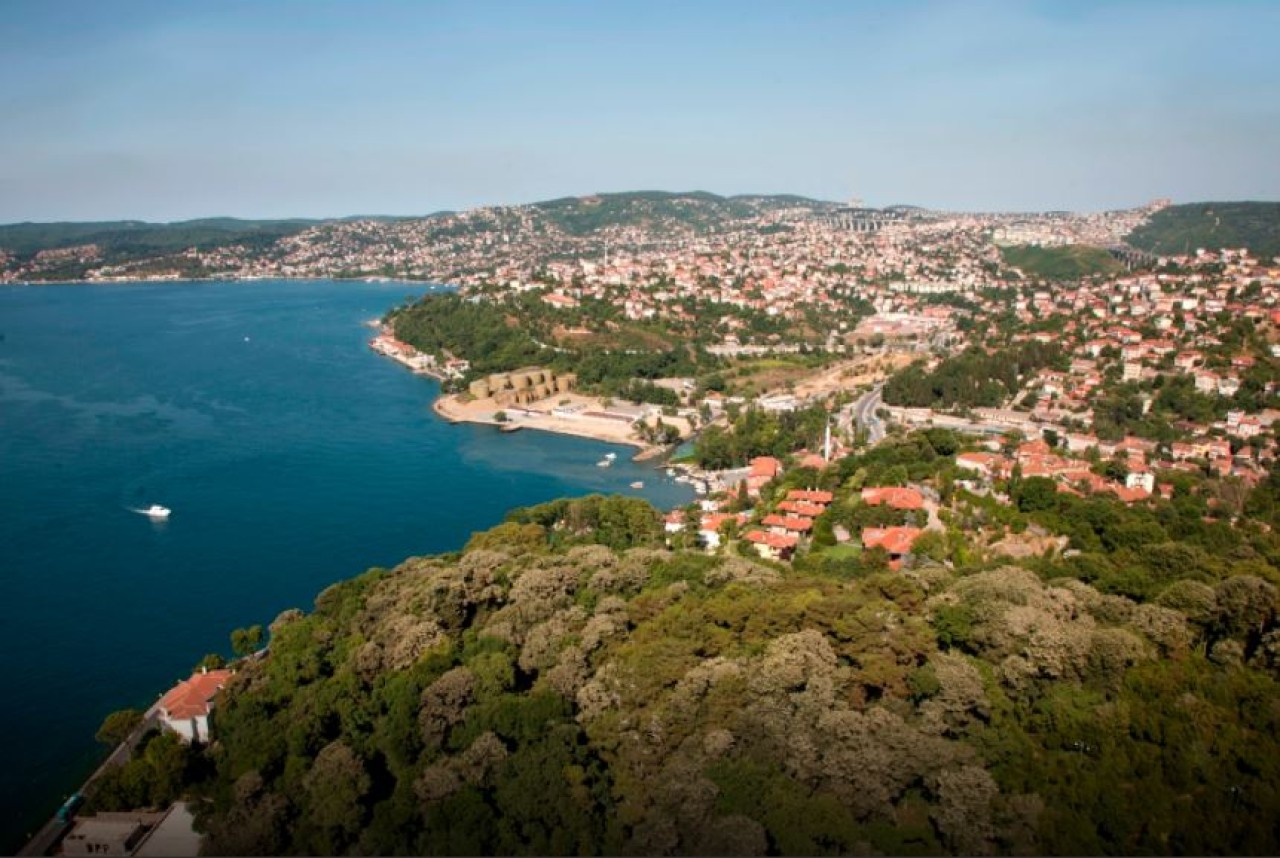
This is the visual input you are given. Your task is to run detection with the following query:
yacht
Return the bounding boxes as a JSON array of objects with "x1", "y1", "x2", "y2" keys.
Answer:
[
  {"x1": 597, "y1": 458, "x2": 612, "y2": 468},
  {"x1": 142, "y1": 504, "x2": 171, "y2": 518},
  {"x1": 630, "y1": 481, "x2": 644, "y2": 489}
]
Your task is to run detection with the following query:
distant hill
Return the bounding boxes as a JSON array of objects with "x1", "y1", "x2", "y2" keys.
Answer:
[
  {"x1": 0, "y1": 217, "x2": 317, "y2": 258},
  {"x1": 529, "y1": 190, "x2": 835, "y2": 236},
  {"x1": 999, "y1": 244, "x2": 1124, "y2": 280},
  {"x1": 1126, "y1": 202, "x2": 1280, "y2": 259}
]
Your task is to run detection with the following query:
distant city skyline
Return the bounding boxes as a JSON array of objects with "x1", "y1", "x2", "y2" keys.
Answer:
[{"x1": 2, "y1": 0, "x2": 1278, "y2": 222}]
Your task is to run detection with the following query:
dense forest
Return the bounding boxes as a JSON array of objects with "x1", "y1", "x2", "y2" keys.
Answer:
[
  {"x1": 882, "y1": 343, "x2": 1067, "y2": 410},
  {"x1": 389, "y1": 292, "x2": 552, "y2": 375},
  {"x1": 86, "y1": 433, "x2": 1280, "y2": 855},
  {"x1": 1126, "y1": 202, "x2": 1280, "y2": 260},
  {"x1": 389, "y1": 291, "x2": 707, "y2": 389},
  {"x1": 694, "y1": 403, "x2": 833, "y2": 469}
]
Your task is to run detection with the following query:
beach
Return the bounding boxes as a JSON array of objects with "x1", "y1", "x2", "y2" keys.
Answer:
[{"x1": 432, "y1": 391, "x2": 685, "y2": 462}]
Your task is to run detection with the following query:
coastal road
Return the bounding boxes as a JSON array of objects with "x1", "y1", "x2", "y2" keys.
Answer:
[{"x1": 18, "y1": 707, "x2": 160, "y2": 856}]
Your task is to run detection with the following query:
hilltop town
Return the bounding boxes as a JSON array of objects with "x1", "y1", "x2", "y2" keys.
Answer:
[
  {"x1": 336, "y1": 194, "x2": 1280, "y2": 571},
  {"x1": 9, "y1": 193, "x2": 1280, "y2": 569}
]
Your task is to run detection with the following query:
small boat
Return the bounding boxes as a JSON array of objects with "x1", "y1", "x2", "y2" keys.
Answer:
[
  {"x1": 604, "y1": 453, "x2": 618, "y2": 461},
  {"x1": 630, "y1": 481, "x2": 644, "y2": 489},
  {"x1": 140, "y1": 504, "x2": 171, "y2": 518},
  {"x1": 597, "y1": 458, "x2": 612, "y2": 467},
  {"x1": 666, "y1": 468, "x2": 677, "y2": 477}
]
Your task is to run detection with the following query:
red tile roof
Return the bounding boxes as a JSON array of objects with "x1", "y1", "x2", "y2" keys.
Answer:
[
  {"x1": 745, "y1": 530, "x2": 799, "y2": 549},
  {"x1": 861, "y1": 526, "x2": 923, "y2": 556},
  {"x1": 787, "y1": 489, "x2": 833, "y2": 504},
  {"x1": 777, "y1": 500, "x2": 827, "y2": 517},
  {"x1": 159, "y1": 669, "x2": 232, "y2": 720},
  {"x1": 762, "y1": 514, "x2": 814, "y2": 533},
  {"x1": 749, "y1": 456, "x2": 783, "y2": 478},
  {"x1": 860, "y1": 487, "x2": 924, "y2": 510}
]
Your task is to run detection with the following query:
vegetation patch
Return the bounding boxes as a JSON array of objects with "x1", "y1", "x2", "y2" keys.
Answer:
[
  {"x1": 1127, "y1": 202, "x2": 1280, "y2": 259},
  {"x1": 1000, "y1": 244, "x2": 1124, "y2": 280}
]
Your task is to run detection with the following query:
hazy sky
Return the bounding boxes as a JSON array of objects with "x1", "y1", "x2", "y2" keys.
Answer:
[{"x1": 2, "y1": 0, "x2": 1278, "y2": 221}]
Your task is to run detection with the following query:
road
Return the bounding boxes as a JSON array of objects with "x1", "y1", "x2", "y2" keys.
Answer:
[
  {"x1": 18, "y1": 707, "x2": 160, "y2": 856},
  {"x1": 845, "y1": 384, "x2": 886, "y2": 446}
]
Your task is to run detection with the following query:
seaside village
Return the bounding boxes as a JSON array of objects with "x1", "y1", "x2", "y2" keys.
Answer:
[{"x1": 362, "y1": 229, "x2": 1280, "y2": 570}]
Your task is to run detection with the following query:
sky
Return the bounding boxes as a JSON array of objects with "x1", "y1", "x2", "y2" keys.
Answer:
[{"x1": 1, "y1": 0, "x2": 1278, "y2": 221}]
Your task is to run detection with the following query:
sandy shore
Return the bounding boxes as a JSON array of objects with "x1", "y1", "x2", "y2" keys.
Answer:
[{"x1": 432, "y1": 391, "x2": 686, "y2": 461}]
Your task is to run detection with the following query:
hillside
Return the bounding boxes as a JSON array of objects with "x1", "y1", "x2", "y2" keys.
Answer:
[
  {"x1": 1126, "y1": 202, "x2": 1280, "y2": 259},
  {"x1": 0, "y1": 218, "x2": 318, "y2": 281},
  {"x1": 84, "y1": 431, "x2": 1280, "y2": 855},
  {"x1": 0, "y1": 217, "x2": 316, "y2": 257},
  {"x1": 999, "y1": 244, "x2": 1125, "y2": 280},
  {"x1": 529, "y1": 191, "x2": 833, "y2": 236}
]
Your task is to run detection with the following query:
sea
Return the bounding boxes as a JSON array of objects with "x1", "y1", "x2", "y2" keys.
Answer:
[{"x1": 0, "y1": 278, "x2": 693, "y2": 851}]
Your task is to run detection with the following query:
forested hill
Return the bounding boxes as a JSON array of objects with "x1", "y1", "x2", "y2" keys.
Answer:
[
  {"x1": 86, "y1": 431, "x2": 1280, "y2": 855},
  {"x1": 1126, "y1": 202, "x2": 1280, "y2": 259},
  {"x1": 0, "y1": 217, "x2": 317, "y2": 257}
]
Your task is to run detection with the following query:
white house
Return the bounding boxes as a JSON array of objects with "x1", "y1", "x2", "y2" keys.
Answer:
[{"x1": 158, "y1": 668, "x2": 232, "y2": 744}]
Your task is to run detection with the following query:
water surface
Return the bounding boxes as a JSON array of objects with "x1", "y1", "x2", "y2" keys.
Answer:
[{"x1": 0, "y1": 279, "x2": 691, "y2": 850}]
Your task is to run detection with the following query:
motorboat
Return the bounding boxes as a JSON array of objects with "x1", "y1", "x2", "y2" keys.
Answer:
[
  {"x1": 597, "y1": 458, "x2": 612, "y2": 467},
  {"x1": 630, "y1": 481, "x2": 644, "y2": 489},
  {"x1": 142, "y1": 504, "x2": 171, "y2": 518}
]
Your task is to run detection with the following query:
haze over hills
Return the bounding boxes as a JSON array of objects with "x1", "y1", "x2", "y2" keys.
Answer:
[{"x1": 1, "y1": 193, "x2": 1275, "y2": 287}]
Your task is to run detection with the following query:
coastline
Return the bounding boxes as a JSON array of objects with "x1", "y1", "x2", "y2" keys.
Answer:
[
  {"x1": 0, "y1": 275, "x2": 453, "y2": 288},
  {"x1": 431, "y1": 392, "x2": 673, "y2": 462}
]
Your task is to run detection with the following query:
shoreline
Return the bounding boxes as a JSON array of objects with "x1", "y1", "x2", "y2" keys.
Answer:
[
  {"x1": 367, "y1": 322, "x2": 686, "y2": 465},
  {"x1": 0, "y1": 275, "x2": 456, "y2": 288},
  {"x1": 431, "y1": 393, "x2": 675, "y2": 462}
]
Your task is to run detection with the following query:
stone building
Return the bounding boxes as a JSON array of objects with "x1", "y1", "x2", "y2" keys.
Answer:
[{"x1": 468, "y1": 367, "x2": 576, "y2": 405}]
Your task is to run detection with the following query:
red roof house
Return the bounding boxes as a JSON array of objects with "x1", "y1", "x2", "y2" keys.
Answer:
[
  {"x1": 158, "y1": 668, "x2": 232, "y2": 744},
  {"x1": 860, "y1": 487, "x2": 925, "y2": 510}
]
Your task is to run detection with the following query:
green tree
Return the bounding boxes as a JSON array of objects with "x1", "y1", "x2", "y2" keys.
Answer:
[
  {"x1": 195, "y1": 652, "x2": 227, "y2": 672},
  {"x1": 96, "y1": 708, "x2": 144, "y2": 747},
  {"x1": 230, "y1": 624, "x2": 264, "y2": 658}
]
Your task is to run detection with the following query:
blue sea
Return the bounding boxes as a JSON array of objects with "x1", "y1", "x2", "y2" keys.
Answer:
[{"x1": 0, "y1": 278, "x2": 692, "y2": 851}]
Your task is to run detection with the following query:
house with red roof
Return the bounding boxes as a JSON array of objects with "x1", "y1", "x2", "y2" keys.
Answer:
[
  {"x1": 786, "y1": 489, "x2": 833, "y2": 505},
  {"x1": 861, "y1": 526, "x2": 923, "y2": 568},
  {"x1": 744, "y1": 529, "x2": 798, "y2": 561},
  {"x1": 158, "y1": 668, "x2": 233, "y2": 744},
  {"x1": 777, "y1": 500, "x2": 827, "y2": 517},
  {"x1": 860, "y1": 487, "x2": 925, "y2": 510},
  {"x1": 762, "y1": 514, "x2": 815, "y2": 535},
  {"x1": 699, "y1": 512, "x2": 748, "y2": 549},
  {"x1": 746, "y1": 456, "x2": 783, "y2": 497}
]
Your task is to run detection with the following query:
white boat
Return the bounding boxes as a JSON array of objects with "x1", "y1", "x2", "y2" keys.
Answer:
[
  {"x1": 604, "y1": 452, "x2": 618, "y2": 461},
  {"x1": 142, "y1": 504, "x2": 171, "y2": 518},
  {"x1": 630, "y1": 481, "x2": 644, "y2": 489},
  {"x1": 597, "y1": 458, "x2": 612, "y2": 468}
]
